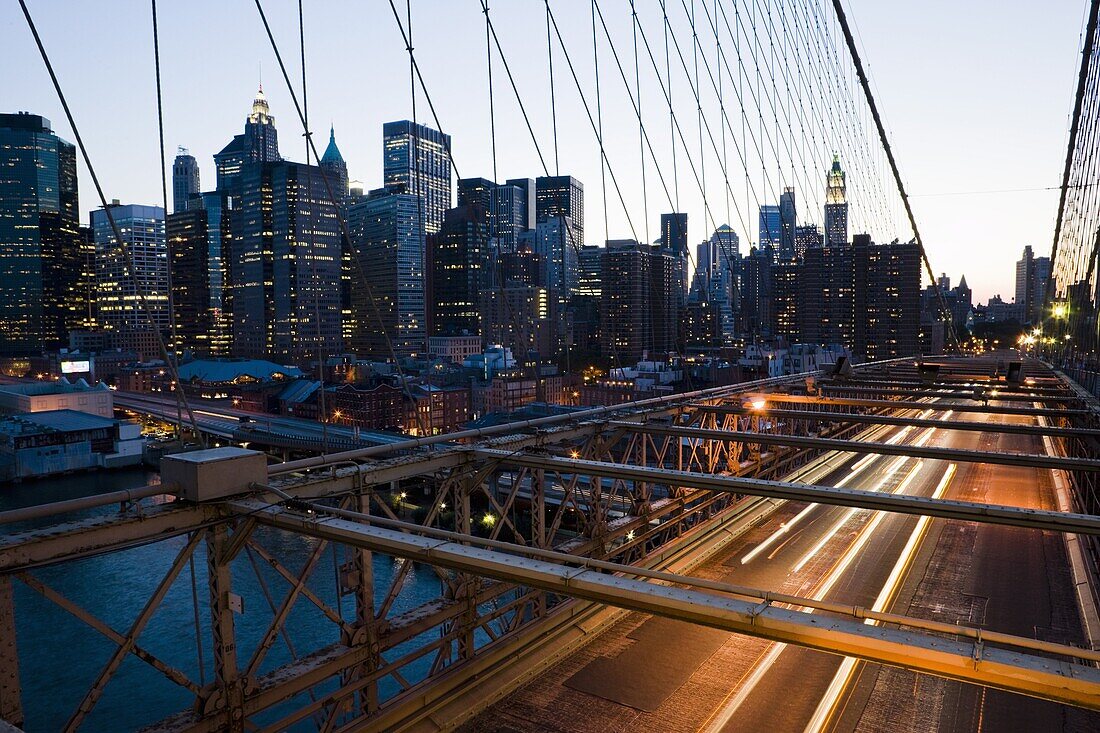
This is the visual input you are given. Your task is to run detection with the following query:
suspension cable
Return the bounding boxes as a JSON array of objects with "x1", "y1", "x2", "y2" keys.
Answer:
[
  {"x1": 252, "y1": 0, "x2": 427, "y2": 433},
  {"x1": 150, "y1": 0, "x2": 201, "y2": 445},
  {"x1": 830, "y1": 0, "x2": 959, "y2": 352},
  {"x1": 19, "y1": 0, "x2": 203, "y2": 445}
]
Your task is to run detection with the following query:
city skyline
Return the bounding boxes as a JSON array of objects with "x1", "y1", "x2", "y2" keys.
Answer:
[{"x1": 1, "y1": 0, "x2": 1084, "y2": 303}]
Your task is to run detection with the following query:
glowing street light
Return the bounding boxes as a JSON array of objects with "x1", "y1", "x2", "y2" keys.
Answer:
[
  {"x1": 481, "y1": 513, "x2": 496, "y2": 528},
  {"x1": 747, "y1": 398, "x2": 767, "y2": 411}
]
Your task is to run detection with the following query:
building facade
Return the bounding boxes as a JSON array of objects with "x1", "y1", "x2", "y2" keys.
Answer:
[
  {"x1": 1015, "y1": 245, "x2": 1051, "y2": 326},
  {"x1": 599, "y1": 241, "x2": 678, "y2": 363},
  {"x1": 535, "y1": 175, "x2": 583, "y2": 264},
  {"x1": 171, "y1": 147, "x2": 200, "y2": 213},
  {"x1": 824, "y1": 155, "x2": 848, "y2": 247},
  {"x1": 0, "y1": 113, "x2": 85, "y2": 355},
  {"x1": 382, "y1": 120, "x2": 452, "y2": 236},
  {"x1": 228, "y1": 161, "x2": 343, "y2": 363},
  {"x1": 426, "y1": 204, "x2": 489, "y2": 337},
  {"x1": 346, "y1": 187, "x2": 425, "y2": 358},
  {"x1": 92, "y1": 204, "x2": 169, "y2": 352}
]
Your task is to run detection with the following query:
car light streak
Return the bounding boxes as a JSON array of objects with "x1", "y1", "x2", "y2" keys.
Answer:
[
  {"x1": 707, "y1": 461, "x2": 950, "y2": 733},
  {"x1": 742, "y1": 420, "x2": 931, "y2": 567},
  {"x1": 802, "y1": 463, "x2": 957, "y2": 733},
  {"x1": 739, "y1": 453, "x2": 876, "y2": 565},
  {"x1": 791, "y1": 457, "x2": 919, "y2": 573}
]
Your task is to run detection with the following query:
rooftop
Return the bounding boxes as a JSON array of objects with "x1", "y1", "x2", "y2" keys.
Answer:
[
  {"x1": 177, "y1": 359, "x2": 303, "y2": 384},
  {"x1": 0, "y1": 377, "x2": 109, "y2": 397},
  {"x1": 0, "y1": 409, "x2": 117, "y2": 437}
]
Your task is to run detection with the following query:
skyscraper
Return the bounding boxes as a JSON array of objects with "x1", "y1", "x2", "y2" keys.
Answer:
[
  {"x1": 661, "y1": 212, "x2": 689, "y2": 306},
  {"x1": 794, "y1": 224, "x2": 823, "y2": 258},
  {"x1": 383, "y1": 120, "x2": 452, "y2": 235},
  {"x1": 172, "y1": 147, "x2": 200, "y2": 213},
  {"x1": 92, "y1": 203, "x2": 169, "y2": 349},
  {"x1": 167, "y1": 190, "x2": 231, "y2": 356},
  {"x1": 535, "y1": 175, "x2": 584, "y2": 260},
  {"x1": 426, "y1": 204, "x2": 489, "y2": 337},
  {"x1": 660, "y1": 212, "x2": 689, "y2": 255},
  {"x1": 215, "y1": 86, "x2": 281, "y2": 194},
  {"x1": 228, "y1": 161, "x2": 343, "y2": 362},
  {"x1": 457, "y1": 177, "x2": 531, "y2": 254},
  {"x1": 758, "y1": 204, "x2": 781, "y2": 258},
  {"x1": 689, "y1": 227, "x2": 739, "y2": 343},
  {"x1": 0, "y1": 113, "x2": 83, "y2": 355},
  {"x1": 534, "y1": 216, "x2": 579, "y2": 297},
  {"x1": 824, "y1": 155, "x2": 848, "y2": 247},
  {"x1": 855, "y1": 235, "x2": 920, "y2": 361},
  {"x1": 779, "y1": 187, "x2": 797, "y2": 260},
  {"x1": 347, "y1": 187, "x2": 425, "y2": 358},
  {"x1": 1015, "y1": 245, "x2": 1052, "y2": 325},
  {"x1": 319, "y1": 125, "x2": 349, "y2": 202},
  {"x1": 504, "y1": 177, "x2": 536, "y2": 232},
  {"x1": 599, "y1": 241, "x2": 678, "y2": 362}
]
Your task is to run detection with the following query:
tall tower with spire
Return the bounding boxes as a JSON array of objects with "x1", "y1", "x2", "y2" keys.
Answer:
[
  {"x1": 244, "y1": 84, "x2": 279, "y2": 163},
  {"x1": 214, "y1": 84, "x2": 281, "y2": 193},
  {"x1": 824, "y1": 154, "x2": 848, "y2": 247},
  {"x1": 320, "y1": 125, "x2": 349, "y2": 203}
]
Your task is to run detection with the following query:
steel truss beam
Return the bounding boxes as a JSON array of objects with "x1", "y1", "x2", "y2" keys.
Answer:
[
  {"x1": 242, "y1": 506, "x2": 1100, "y2": 711},
  {"x1": 822, "y1": 376, "x2": 1072, "y2": 396},
  {"x1": 696, "y1": 406, "x2": 1100, "y2": 439},
  {"x1": 611, "y1": 423, "x2": 1100, "y2": 472},
  {"x1": 722, "y1": 394, "x2": 1092, "y2": 418},
  {"x1": 473, "y1": 450, "x2": 1100, "y2": 536},
  {"x1": 815, "y1": 385, "x2": 1082, "y2": 404},
  {"x1": 0, "y1": 504, "x2": 212, "y2": 572}
]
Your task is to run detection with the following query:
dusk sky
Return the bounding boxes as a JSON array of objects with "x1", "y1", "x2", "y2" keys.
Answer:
[{"x1": 1, "y1": 0, "x2": 1087, "y2": 303}]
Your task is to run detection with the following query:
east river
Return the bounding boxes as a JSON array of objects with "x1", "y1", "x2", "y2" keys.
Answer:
[{"x1": 1, "y1": 468, "x2": 444, "y2": 732}]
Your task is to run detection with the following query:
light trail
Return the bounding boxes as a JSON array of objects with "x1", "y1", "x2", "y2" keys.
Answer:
[
  {"x1": 706, "y1": 459, "x2": 948, "y2": 733},
  {"x1": 802, "y1": 463, "x2": 957, "y2": 733},
  {"x1": 791, "y1": 456, "x2": 917, "y2": 573},
  {"x1": 194, "y1": 409, "x2": 238, "y2": 421},
  {"x1": 739, "y1": 454, "x2": 876, "y2": 565},
  {"x1": 741, "y1": 415, "x2": 937, "y2": 567}
]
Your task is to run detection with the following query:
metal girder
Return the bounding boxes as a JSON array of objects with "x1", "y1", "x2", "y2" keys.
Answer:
[
  {"x1": 242, "y1": 506, "x2": 1100, "y2": 711},
  {"x1": 611, "y1": 422, "x2": 1100, "y2": 472},
  {"x1": 696, "y1": 406, "x2": 1100, "y2": 439},
  {"x1": 0, "y1": 504, "x2": 212, "y2": 572},
  {"x1": 823, "y1": 377, "x2": 1072, "y2": 396},
  {"x1": 473, "y1": 450, "x2": 1100, "y2": 536},
  {"x1": 724, "y1": 394, "x2": 1091, "y2": 418},
  {"x1": 264, "y1": 362, "x2": 917, "y2": 475},
  {"x1": 817, "y1": 385, "x2": 1082, "y2": 404}
]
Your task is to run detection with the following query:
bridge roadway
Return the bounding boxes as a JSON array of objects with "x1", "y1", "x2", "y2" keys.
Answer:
[
  {"x1": 461, "y1": 404, "x2": 1100, "y2": 733},
  {"x1": 113, "y1": 390, "x2": 408, "y2": 448}
]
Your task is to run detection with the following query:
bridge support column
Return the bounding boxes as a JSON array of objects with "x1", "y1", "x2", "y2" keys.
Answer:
[
  {"x1": 453, "y1": 478, "x2": 479, "y2": 661},
  {"x1": 0, "y1": 574, "x2": 22, "y2": 728},
  {"x1": 206, "y1": 524, "x2": 244, "y2": 732},
  {"x1": 533, "y1": 467, "x2": 547, "y2": 617},
  {"x1": 345, "y1": 487, "x2": 379, "y2": 716}
]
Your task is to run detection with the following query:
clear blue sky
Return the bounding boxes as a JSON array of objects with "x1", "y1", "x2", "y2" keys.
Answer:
[{"x1": 1, "y1": 0, "x2": 1087, "y2": 303}]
